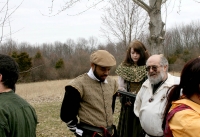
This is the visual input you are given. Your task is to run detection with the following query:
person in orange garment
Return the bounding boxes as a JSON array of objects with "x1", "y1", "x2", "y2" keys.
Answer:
[{"x1": 162, "y1": 57, "x2": 200, "y2": 137}]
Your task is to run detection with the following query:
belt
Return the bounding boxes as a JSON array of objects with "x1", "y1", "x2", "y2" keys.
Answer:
[
  {"x1": 78, "y1": 122, "x2": 114, "y2": 135},
  {"x1": 146, "y1": 133, "x2": 163, "y2": 137}
]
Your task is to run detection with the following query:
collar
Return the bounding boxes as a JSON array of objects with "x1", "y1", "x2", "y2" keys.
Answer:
[
  {"x1": 0, "y1": 88, "x2": 12, "y2": 94},
  {"x1": 151, "y1": 78, "x2": 168, "y2": 94},
  {"x1": 115, "y1": 63, "x2": 147, "y2": 82},
  {"x1": 0, "y1": 90, "x2": 13, "y2": 94},
  {"x1": 87, "y1": 68, "x2": 108, "y2": 83}
]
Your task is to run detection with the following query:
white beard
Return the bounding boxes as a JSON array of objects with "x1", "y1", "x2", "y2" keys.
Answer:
[{"x1": 148, "y1": 69, "x2": 165, "y2": 84}]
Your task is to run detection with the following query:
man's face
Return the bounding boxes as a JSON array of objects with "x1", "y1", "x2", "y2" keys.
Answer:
[
  {"x1": 92, "y1": 64, "x2": 111, "y2": 82},
  {"x1": 146, "y1": 57, "x2": 167, "y2": 84}
]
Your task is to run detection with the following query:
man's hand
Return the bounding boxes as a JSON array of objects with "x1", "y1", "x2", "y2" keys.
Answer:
[
  {"x1": 66, "y1": 118, "x2": 78, "y2": 133},
  {"x1": 125, "y1": 101, "x2": 132, "y2": 106}
]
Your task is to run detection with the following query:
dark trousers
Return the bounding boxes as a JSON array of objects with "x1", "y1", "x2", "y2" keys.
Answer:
[
  {"x1": 76, "y1": 123, "x2": 118, "y2": 137},
  {"x1": 76, "y1": 131, "x2": 118, "y2": 137}
]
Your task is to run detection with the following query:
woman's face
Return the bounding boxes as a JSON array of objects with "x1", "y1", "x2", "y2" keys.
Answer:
[{"x1": 130, "y1": 48, "x2": 140, "y2": 64}]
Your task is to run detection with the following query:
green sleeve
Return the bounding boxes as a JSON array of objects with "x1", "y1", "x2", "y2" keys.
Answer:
[{"x1": 0, "y1": 126, "x2": 7, "y2": 137}]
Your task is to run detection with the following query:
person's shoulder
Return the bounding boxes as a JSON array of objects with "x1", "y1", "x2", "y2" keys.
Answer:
[
  {"x1": 172, "y1": 108, "x2": 200, "y2": 126},
  {"x1": 168, "y1": 73, "x2": 180, "y2": 82},
  {"x1": 116, "y1": 62, "x2": 132, "y2": 69},
  {"x1": 70, "y1": 73, "x2": 88, "y2": 81},
  {"x1": 117, "y1": 62, "x2": 124, "y2": 66},
  {"x1": 168, "y1": 73, "x2": 179, "y2": 78},
  {"x1": 1, "y1": 92, "x2": 33, "y2": 109},
  {"x1": 115, "y1": 62, "x2": 124, "y2": 71},
  {"x1": 170, "y1": 108, "x2": 200, "y2": 137},
  {"x1": 141, "y1": 78, "x2": 150, "y2": 87},
  {"x1": 66, "y1": 73, "x2": 88, "y2": 87},
  {"x1": 75, "y1": 73, "x2": 88, "y2": 79}
]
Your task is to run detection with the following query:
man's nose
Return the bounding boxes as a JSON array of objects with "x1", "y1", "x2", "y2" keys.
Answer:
[{"x1": 104, "y1": 70, "x2": 109, "y2": 75}]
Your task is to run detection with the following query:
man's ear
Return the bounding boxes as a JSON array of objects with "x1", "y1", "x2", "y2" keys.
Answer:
[
  {"x1": 91, "y1": 63, "x2": 95, "y2": 70},
  {"x1": 163, "y1": 65, "x2": 168, "y2": 72}
]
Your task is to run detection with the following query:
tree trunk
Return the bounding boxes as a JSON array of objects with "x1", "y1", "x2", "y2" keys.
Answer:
[
  {"x1": 132, "y1": 0, "x2": 167, "y2": 54},
  {"x1": 148, "y1": 0, "x2": 165, "y2": 54}
]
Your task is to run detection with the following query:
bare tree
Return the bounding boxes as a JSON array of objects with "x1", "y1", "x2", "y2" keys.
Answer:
[
  {"x1": 47, "y1": 0, "x2": 200, "y2": 54},
  {"x1": 0, "y1": 0, "x2": 23, "y2": 43},
  {"x1": 130, "y1": 0, "x2": 168, "y2": 54},
  {"x1": 88, "y1": 36, "x2": 99, "y2": 49},
  {"x1": 0, "y1": 38, "x2": 17, "y2": 54},
  {"x1": 101, "y1": 0, "x2": 148, "y2": 48}
]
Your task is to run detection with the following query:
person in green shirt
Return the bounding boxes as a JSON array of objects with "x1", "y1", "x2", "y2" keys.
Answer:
[{"x1": 0, "y1": 54, "x2": 38, "y2": 137}]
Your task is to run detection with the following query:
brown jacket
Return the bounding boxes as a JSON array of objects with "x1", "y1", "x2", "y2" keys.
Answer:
[{"x1": 67, "y1": 73, "x2": 118, "y2": 127}]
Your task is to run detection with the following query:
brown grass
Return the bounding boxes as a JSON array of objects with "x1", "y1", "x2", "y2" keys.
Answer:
[
  {"x1": 16, "y1": 77, "x2": 121, "y2": 137},
  {"x1": 16, "y1": 79, "x2": 74, "y2": 137}
]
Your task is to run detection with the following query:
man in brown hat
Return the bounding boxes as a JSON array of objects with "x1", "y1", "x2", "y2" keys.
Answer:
[{"x1": 60, "y1": 50, "x2": 118, "y2": 137}]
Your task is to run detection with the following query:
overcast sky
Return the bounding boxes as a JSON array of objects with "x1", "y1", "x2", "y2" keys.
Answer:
[{"x1": 2, "y1": 0, "x2": 200, "y2": 45}]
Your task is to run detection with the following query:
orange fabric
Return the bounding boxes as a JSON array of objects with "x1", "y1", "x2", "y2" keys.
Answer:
[{"x1": 169, "y1": 99, "x2": 200, "y2": 137}]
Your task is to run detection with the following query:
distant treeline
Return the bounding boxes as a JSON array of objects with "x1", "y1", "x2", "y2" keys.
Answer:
[{"x1": 0, "y1": 21, "x2": 200, "y2": 83}]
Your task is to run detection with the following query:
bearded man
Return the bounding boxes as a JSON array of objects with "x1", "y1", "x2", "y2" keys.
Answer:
[
  {"x1": 60, "y1": 50, "x2": 118, "y2": 137},
  {"x1": 134, "y1": 54, "x2": 180, "y2": 137}
]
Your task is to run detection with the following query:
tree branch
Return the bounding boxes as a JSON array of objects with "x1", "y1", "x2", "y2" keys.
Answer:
[
  {"x1": 0, "y1": 0, "x2": 24, "y2": 43},
  {"x1": 46, "y1": 0, "x2": 104, "y2": 17},
  {"x1": 19, "y1": 65, "x2": 44, "y2": 74},
  {"x1": 132, "y1": 0, "x2": 151, "y2": 13}
]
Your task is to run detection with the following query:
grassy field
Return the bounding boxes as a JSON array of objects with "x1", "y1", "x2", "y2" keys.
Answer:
[
  {"x1": 16, "y1": 77, "x2": 121, "y2": 137},
  {"x1": 16, "y1": 73, "x2": 180, "y2": 137}
]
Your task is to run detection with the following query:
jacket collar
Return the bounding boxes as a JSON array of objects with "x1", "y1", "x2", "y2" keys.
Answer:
[{"x1": 87, "y1": 68, "x2": 108, "y2": 83}]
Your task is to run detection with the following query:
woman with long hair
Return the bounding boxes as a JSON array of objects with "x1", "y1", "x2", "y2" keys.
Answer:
[
  {"x1": 116, "y1": 40, "x2": 149, "y2": 137},
  {"x1": 162, "y1": 57, "x2": 200, "y2": 137}
]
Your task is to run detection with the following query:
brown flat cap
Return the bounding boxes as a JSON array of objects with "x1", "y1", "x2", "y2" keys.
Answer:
[{"x1": 90, "y1": 50, "x2": 116, "y2": 67}]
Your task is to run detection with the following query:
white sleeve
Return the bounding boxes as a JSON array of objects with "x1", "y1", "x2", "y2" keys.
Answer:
[
  {"x1": 175, "y1": 76, "x2": 180, "y2": 84},
  {"x1": 134, "y1": 88, "x2": 142, "y2": 117},
  {"x1": 118, "y1": 76, "x2": 126, "y2": 91}
]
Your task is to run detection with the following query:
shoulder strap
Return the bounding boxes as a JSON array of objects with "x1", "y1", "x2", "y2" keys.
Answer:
[{"x1": 164, "y1": 104, "x2": 193, "y2": 137}]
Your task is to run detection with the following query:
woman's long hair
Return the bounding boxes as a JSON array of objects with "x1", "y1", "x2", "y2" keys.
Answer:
[
  {"x1": 162, "y1": 57, "x2": 200, "y2": 130},
  {"x1": 123, "y1": 40, "x2": 149, "y2": 66}
]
